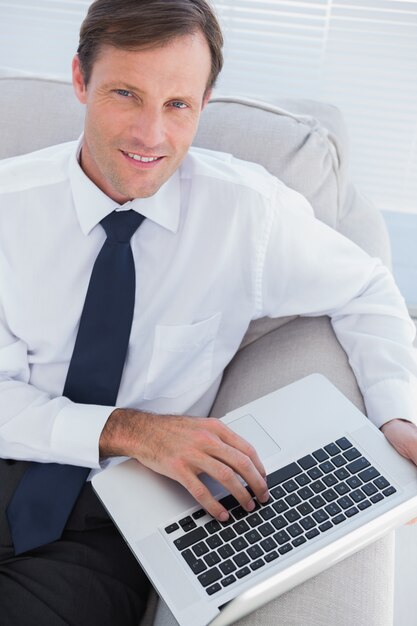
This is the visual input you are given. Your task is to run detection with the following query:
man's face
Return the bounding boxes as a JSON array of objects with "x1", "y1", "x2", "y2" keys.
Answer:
[{"x1": 72, "y1": 33, "x2": 212, "y2": 202}]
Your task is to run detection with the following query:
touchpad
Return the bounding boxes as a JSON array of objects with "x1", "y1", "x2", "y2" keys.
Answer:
[{"x1": 228, "y1": 414, "x2": 281, "y2": 460}]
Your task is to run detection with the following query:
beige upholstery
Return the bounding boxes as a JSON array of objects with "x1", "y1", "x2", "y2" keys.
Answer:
[{"x1": 0, "y1": 71, "x2": 395, "y2": 626}]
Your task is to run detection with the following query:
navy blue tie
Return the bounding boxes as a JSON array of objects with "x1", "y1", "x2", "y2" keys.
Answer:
[{"x1": 7, "y1": 209, "x2": 145, "y2": 555}]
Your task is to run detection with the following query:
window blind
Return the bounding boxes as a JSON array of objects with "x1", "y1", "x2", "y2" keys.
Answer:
[{"x1": 0, "y1": 0, "x2": 416, "y2": 213}]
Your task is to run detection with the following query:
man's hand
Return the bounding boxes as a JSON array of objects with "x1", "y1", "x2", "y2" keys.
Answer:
[
  {"x1": 99, "y1": 409, "x2": 269, "y2": 522},
  {"x1": 381, "y1": 418, "x2": 417, "y2": 524}
]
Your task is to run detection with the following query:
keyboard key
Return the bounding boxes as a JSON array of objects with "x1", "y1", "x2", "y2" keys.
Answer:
[
  {"x1": 334, "y1": 468, "x2": 350, "y2": 480},
  {"x1": 174, "y1": 527, "x2": 208, "y2": 550},
  {"x1": 297, "y1": 502, "x2": 313, "y2": 516},
  {"x1": 190, "y1": 558, "x2": 207, "y2": 574},
  {"x1": 319, "y1": 521, "x2": 333, "y2": 532},
  {"x1": 233, "y1": 520, "x2": 250, "y2": 534},
  {"x1": 334, "y1": 482, "x2": 350, "y2": 496},
  {"x1": 345, "y1": 507, "x2": 359, "y2": 518},
  {"x1": 295, "y1": 473, "x2": 311, "y2": 486},
  {"x1": 298, "y1": 455, "x2": 317, "y2": 470},
  {"x1": 287, "y1": 523, "x2": 303, "y2": 537},
  {"x1": 193, "y1": 509, "x2": 206, "y2": 520},
  {"x1": 205, "y1": 520, "x2": 221, "y2": 534},
  {"x1": 247, "y1": 513, "x2": 263, "y2": 528},
  {"x1": 218, "y1": 545, "x2": 234, "y2": 559},
  {"x1": 234, "y1": 552, "x2": 250, "y2": 567},
  {"x1": 179, "y1": 516, "x2": 194, "y2": 528},
  {"x1": 220, "y1": 528, "x2": 236, "y2": 542},
  {"x1": 206, "y1": 535, "x2": 222, "y2": 549},
  {"x1": 231, "y1": 537, "x2": 248, "y2": 552},
  {"x1": 347, "y1": 457, "x2": 370, "y2": 474},
  {"x1": 261, "y1": 537, "x2": 277, "y2": 552},
  {"x1": 278, "y1": 543, "x2": 293, "y2": 555},
  {"x1": 344, "y1": 447, "x2": 361, "y2": 461},
  {"x1": 371, "y1": 493, "x2": 384, "y2": 504},
  {"x1": 358, "y1": 467, "x2": 380, "y2": 483},
  {"x1": 283, "y1": 479, "x2": 299, "y2": 493},
  {"x1": 350, "y1": 489, "x2": 366, "y2": 503},
  {"x1": 206, "y1": 582, "x2": 221, "y2": 595},
  {"x1": 319, "y1": 461, "x2": 335, "y2": 474},
  {"x1": 308, "y1": 467, "x2": 323, "y2": 480},
  {"x1": 272, "y1": 500, "x2": 289, "y2": 514},
  {"x1": 259, "y1": 522, "x2": 275, "y2": 537},
  {"x1": 236, "y1": 566, "x2": 251, "y2": 579},
  {"x1": 204, "y1": 552, "x2": 221, "y2": 566},
  {"x1": 165, "y1": 523, "x2": 179, "y2": 534},
  {"x1": 347, "y1": 476, "x2": 362, "y2": 489},
  {"x1": 313, "y1": 509, "x2": 329, "y2": 523},
  {"x1": 193, "y1": 541, "x2": 209, "y2": 557},
  {"x1": 337, "y1": 496, "x2": 354, "y2": 510},
  {"x1": 198, "y1": 567, "x2": 222, "y2": 587},
  {"x1": 322, "y1": 488, "x2": 338, "y2": 502},
  {"x1": 270, "y1": 485, "x2": 286, "y2": 499},
  {"x1": 324, "y1": 443, "x2": 340, "y2": 456},
  {"x1": 250, "y1": 558, "x2": 265, "y2": 571},
  {"x1": 333, "y1": 513, "x2": 346, "y2": 525},
  {"x1": 313, "y1": 448, "x2": 329, "y2": 462},
  {"x1": 181, "y1": 521, "x2": 197, "y2": 532},
  {"x1": 232, "y1": 506, "x2": 247, "y2": 520},
  {"x1": 332, "y1": 455, "x2": 347, "y2": 468},
  {"x1": 284, "y1": 509, "x2": 301, "y2": 523},
  {"x1": 362, "y1": 483, "x2": 377, "y2": 496},
  {"x1": 292, "y1": 535, "x2": 307, "y2": 547},
  {"x1": 247, "y1": 545, "x2": 263, "y2": 559},
  {"x1": 310, "y1": 480, "x2": 326, "y2": 494},
  {"x1": 219, "y1": 494, "x2": 239, "y2": 510},
  {"x1": 374, "y1": 476, "x2": 390, "y2": 490},
  {"x1": 298, "y1": 486, "x2": 314, "y2": 500},
  {"x1": 310, "y1": 495, "x2": 326, "y2": 509},
  {"x1": 300, "y1": 516, "x2": 316, "y2": 531},
  {"x1": 271, "y1": 515, "x2": 287, "y2": 532},
  {"x1": 383, "y1": 486, "x2": 396, "y2": 497},
  {"x1": 221, "y1": 574, "x2": 236, "y2": 587},
  {"x1": 259, "y1": 506, "x2": 275, "y2": 521},
  {"x1": 358, "y1": 500, "x2": 371, "y2": 511},
  {"x1": 245, "y1": 530, "x2": 262, "y2": 544},
  {"x1": 274, "y1": 530, "x2": 291, "y2": 545},
  {"x1": 306, "y1": 528, "x2": 320, "y2": 540},
  {"x1": 286, "y1": 493, "x2": 301, "y2": 507},
  {"x1": 265, "y1": 550, "x2": 279, "y2": 562},
  {"x1": 220, "y1": 559, "x2": 237, "y2": 575},
  {"x1": 322, "y1": 474, "x2": 338, "y2": 487},
  {"x1": 335, "y1": 437, "x2": 352, "y2": 450},
  {"x1": 182, "y1": 548, "x2": 197, "y2": 566},
  {"x1": 267, "y1": 462, "x2": 302, "y2": 488},
  {"x1": 325, "y1": 502, "x2": 341, "y2": 516}
]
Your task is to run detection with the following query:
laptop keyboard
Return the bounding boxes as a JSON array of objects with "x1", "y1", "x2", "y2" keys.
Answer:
[{"x1": 164, "y1": 437, "x2": 397, "y2": 596}]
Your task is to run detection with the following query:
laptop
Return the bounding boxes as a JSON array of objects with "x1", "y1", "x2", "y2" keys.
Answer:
[{"x1": 92, "y1": 374, "x2": 417, "y2": 626}]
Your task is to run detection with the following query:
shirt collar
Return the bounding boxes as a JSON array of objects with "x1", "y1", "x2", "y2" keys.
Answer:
[{"x1": 69, "y1": 135, "x2": 181, "y2": 236}]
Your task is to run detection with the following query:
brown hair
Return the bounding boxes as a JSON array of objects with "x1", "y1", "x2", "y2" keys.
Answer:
[{"x1": 77, "y1": 0, "x2": 223, "y2": 93}]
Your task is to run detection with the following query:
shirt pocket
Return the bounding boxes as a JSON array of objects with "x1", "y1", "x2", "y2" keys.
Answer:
[{"x1": 143, "y1": 312, "x2": 222, "y2": 400}]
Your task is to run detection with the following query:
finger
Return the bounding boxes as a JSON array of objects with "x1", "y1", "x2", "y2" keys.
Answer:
[
  {"x1": 181, "y1": 469, "x2": 237, "y2": 522},
  {"x1": 209, "y1": 441, "x2": 269, "y2": 505},
  {"x1": 209, "y1": 420, "x2": 267, "y2": 480}
]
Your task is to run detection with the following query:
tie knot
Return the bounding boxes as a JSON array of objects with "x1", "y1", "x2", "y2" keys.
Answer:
[{"x1": 100, "y1": 210, "x2": 145, "y2": 243}]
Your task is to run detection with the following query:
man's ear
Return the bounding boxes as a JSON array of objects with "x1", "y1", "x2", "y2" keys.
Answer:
[
  {"x1": 202, "y1": 88, "x2": 212, "y2": 110},
  {"x1": 72, "y1": 55, "x2": 88, "y2": 104}
]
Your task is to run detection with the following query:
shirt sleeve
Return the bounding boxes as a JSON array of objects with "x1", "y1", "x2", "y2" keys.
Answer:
[
  {"x1": 258, "y1": 183, "x2": 417, "y2": 429},
  {"x1": 0, "y1": 297, "x2": 113, "y2": 467}
]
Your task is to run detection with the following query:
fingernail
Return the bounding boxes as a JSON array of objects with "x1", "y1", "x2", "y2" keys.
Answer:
[
  {"x1": 219, "y1": 511, "x2": 229, "y2": 522},
  {"x1": 247, "y1": 500, "x2": 255, "y2": 511},
  {"x1": 259, "y1": 490, "x2": 269, "y2": 503}
]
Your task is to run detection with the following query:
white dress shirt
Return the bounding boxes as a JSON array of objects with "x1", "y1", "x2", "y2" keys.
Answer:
[{"x1": 0, "y1": 138, "x2": 416, "y2": 472}]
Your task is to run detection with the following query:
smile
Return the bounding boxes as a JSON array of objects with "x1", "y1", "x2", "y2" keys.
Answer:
[{"x1": 126, "y1": 152, "x2": 162, "y2": 163}]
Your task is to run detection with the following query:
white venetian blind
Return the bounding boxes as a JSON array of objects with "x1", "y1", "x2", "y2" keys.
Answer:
[{"x1": 0, "y1": 0, "x2": 416, "y2": 214}]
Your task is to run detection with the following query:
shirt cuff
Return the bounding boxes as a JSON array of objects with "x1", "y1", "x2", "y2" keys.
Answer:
[
  {"x1": 364, "y1": 378, "x2": 417, "y2": 429},
  {"x1": 51, "y1": 401, "x2": 114, "y2": 468}
]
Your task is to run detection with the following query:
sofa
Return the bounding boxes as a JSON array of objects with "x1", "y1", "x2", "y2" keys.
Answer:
[{"x1": 0, "y1": 71, "x2": 395, "y2": 625}]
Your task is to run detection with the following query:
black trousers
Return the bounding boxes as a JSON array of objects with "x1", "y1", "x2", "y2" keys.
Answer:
[{"x1": 0, "y1": 477, "x2": 151, "y2": 626}]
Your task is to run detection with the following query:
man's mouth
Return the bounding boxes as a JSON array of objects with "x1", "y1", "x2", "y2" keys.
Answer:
[{"x1": 126, "y1": 152, "x2": 162, "y2": 163}]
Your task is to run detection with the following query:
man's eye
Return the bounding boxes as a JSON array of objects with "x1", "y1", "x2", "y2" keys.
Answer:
[
  {"x1": 171, "y1": 101, "x2": 188, "y2": 109},
  {"x1": 115, "y1": 89, "x2": 132, "y2": 97}
]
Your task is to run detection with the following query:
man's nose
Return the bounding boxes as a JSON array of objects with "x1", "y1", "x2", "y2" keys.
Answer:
[{"x1": 132, "y1": 106, "x2": 166, "y2": 150}]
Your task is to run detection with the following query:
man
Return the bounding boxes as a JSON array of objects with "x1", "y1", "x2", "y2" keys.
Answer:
[{"x1": 0, "y1": 0, "x2": 416, "y2": 625}]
